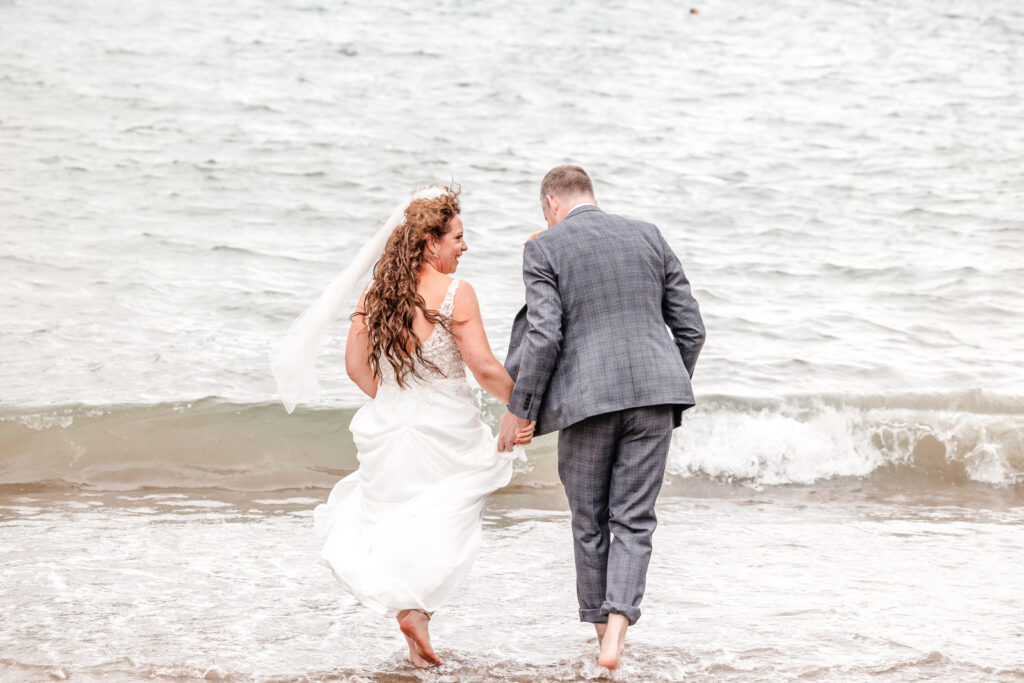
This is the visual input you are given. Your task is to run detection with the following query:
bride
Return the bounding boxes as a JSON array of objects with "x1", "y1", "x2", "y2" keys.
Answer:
[{"x1": 273, "y1": 185, "x2": 532, "y2": 668}]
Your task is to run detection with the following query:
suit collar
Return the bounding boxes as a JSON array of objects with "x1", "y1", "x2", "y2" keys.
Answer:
[
  {"x1": 554, "y1": 205, "x2": 603, "y2": 230},
  {"x1": 546, "y1": 205, "x2": 602, "y2": 233}
]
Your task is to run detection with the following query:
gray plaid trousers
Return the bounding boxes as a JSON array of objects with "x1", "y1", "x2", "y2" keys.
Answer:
[{"x1": 557, "y1": 404, "x2": 674, "y2": 625}]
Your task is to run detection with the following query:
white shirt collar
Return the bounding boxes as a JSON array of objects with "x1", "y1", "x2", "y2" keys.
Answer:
[{"x1": 566, "y1": 202, "x2": 597, "y2": 216}]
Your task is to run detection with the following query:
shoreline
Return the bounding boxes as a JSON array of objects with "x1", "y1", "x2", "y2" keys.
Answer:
[
  {"x1": 3, "y1": 479, "x2": 1022, "y2": 514},
  {"x1": 2, "y1": 487, "x2": 1022, "y2": 682}
]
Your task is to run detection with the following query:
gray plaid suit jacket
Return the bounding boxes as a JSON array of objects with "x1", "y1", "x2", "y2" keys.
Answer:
[{"x1": 506, "y1": 205, "x2": 705, "y2": 436}]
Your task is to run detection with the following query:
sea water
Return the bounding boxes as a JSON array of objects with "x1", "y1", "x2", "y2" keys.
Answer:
[{"x1": 1, "y1": 0, "x2": 1022, "y2": 679}]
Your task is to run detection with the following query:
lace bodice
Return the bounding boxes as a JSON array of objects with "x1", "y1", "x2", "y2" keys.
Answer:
[{"x1": 378, "y1": 278, "x2": 466, "y2": 392}]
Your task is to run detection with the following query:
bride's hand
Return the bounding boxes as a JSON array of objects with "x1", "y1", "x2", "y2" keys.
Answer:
[{"x1": 515, "y1": 422, "x2": 536, "y2": 445}]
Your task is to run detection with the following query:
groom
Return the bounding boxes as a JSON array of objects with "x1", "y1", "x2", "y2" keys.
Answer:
[{"x1": 498, "y1": 165, "x2": 705, "y2": 670}]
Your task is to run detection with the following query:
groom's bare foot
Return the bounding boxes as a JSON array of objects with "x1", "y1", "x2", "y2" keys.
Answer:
[
  {"x1": 397, "y1": 609, "x2": 442, "y2": 667},
  {"x1": 598, "y1": 614, "x2": 628, "y2": 670},
  {"x1": 594, "y1": 622, "x2": 608, "y2": 649}
]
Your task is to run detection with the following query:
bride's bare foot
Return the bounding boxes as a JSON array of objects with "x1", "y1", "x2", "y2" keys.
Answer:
[
  {"x1": 598, "y1": 614, "x2": 628, "y2": 670},
  {"x1": 397, "y1": 609, "x2": 442, "y2": 667},
  {"x1": 402, "y1": 633, "x2": 430, "y2": 668}
]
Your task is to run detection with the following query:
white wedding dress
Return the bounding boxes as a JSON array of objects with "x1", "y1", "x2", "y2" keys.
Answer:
[{"x1": 313, "y1": 278, "x2": 517, "y2": 615}]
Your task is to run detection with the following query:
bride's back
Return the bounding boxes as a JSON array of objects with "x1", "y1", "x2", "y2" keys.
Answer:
[{"x1": 408, "y1": 270, "x2": 457, "y2": 346}]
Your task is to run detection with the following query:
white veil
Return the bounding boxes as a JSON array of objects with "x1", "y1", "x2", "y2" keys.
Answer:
[{"x1": 271, "y1": 185, "x2": 451, "y2": 413}]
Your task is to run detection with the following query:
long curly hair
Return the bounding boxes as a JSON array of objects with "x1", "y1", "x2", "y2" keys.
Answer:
[{"x1": 360, "y1": 185, "x2": 461, "y2": 387}]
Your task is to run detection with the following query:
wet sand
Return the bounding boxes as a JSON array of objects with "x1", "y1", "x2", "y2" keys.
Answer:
[{"x1": 1, "y1": 485, "x2": 1021, "y2": 681}]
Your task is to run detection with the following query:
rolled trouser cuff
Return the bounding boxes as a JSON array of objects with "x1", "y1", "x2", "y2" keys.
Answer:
[
  {"x1": 579, "y1": 608, "x2": 607, "y2": 623},
  {"x1": 602, "y1": 601, "x2": 641, "y2": 625}
]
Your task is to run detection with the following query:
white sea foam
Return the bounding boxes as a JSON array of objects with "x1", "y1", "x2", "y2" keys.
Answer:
[
  {"x1": 670, "y1": 397, "x2": 1024, "y2": 487},
  {"x1": 672, "y1": 405, "x2": 884, "y2": 485},
  {"x1": 1, "y1": 490, "x2": 1021, "y2": 682}
]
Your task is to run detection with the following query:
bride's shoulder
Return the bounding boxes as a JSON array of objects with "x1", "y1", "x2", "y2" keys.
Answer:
[
  {"x1": 438, "y1": 275, "x2": 470, "y2": 294},
  {"x1": 439, "y1": 275, "x2": 465, "y2": 300},
  {"x1": 449, "y1": 278, "x2": 480, "y2": 320},
  {"x1": 448, "y1": 275, "x2": 474, "y2": 293}
]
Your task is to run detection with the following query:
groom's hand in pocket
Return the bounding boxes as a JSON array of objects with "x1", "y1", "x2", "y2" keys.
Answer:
[{"x1": 498, "y1": 411, "x2": 533, "y2": 452}]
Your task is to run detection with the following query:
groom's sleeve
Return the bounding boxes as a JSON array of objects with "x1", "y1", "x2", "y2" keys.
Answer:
[
  {"x1": 659, "y1": 230, "x2": 705, "y2": 378},
  {"x1": 507, "y1": 239, "x2": 561, "y2": 421},
  {"x1": 503, "y1": 304, "x2": 529, "y2": 382}
]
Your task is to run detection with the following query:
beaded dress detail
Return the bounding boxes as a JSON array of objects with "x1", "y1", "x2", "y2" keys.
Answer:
[
  {"x1": 419, "y1": 278, "x2": 466, "y2": 380},
  {"x1": 376, "y1": 278, "x2": 466, "y2": 399}
]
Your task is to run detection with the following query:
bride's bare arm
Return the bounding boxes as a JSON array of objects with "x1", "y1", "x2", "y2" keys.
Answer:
[
  {"x1": 345, "y1": 291, "x2": 378, "y2": 398},
  {"x1": 451, "y1": 281, "x2": 514, "y2": 405}
]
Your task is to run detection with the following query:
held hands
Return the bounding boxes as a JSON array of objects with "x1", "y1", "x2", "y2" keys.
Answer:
[
  {"x1": 516, "y1": 422, "x2": 535, "y2": 445},
  {"x1": 498, "y1": 410, "x2": 535, "y2": 453}
]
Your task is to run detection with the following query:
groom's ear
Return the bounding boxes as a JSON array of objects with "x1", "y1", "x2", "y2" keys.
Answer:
[{"x1": 543, "y1": 194, "x2": 558, "y2": 218}]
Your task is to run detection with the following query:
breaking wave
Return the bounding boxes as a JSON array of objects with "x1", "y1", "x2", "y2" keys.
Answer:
[
  {"x1": 670, "y1": 393, "x2": 1024, "y2": 488},
  {"x1": 1, "y1": 391, "x2": 1022, "y2": 491}
]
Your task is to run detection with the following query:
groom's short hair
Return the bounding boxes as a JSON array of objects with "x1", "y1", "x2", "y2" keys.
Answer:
[{"x1": 541, "y1": 165, "x2": 594, "y2": 201}]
